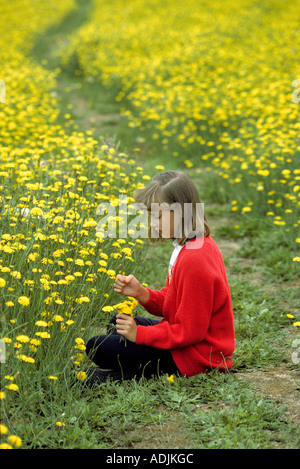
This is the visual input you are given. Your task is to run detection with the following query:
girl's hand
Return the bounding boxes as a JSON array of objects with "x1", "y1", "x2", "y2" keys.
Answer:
[
  {"x1": 114, "y1": 274, "x2": 140, "y2": 297},
  {"x1": 116, "y1": 314, "x2": 138, "y2": 342},
  {"x1": 114, "y1": 274, "x2": 150, "y2": 303}
]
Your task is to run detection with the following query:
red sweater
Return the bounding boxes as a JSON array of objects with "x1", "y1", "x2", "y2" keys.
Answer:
[{"x1": 136, "y1": 236, "x2": 235, "y2": 376}]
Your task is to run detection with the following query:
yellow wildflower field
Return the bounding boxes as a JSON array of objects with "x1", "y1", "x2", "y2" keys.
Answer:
[
  {"x1": 60, "y1": 0, "x2": 300, "y2": 256},
  {"x1": 0, "y1": 0, "x2": 147, "y2": 449},
  {"x1": 0, "y1": 0, "x2": 299, "y2": 449}
]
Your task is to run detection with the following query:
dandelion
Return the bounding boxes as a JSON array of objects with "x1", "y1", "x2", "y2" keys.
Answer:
[
  {"x1": 115, "y1": 303, "x2": 133, "y2": 316},
  {"x1": 48, "y1": 376, "x2": 58, "y2": 380},
  {"x1": 107, "y1": 269, "x2": 116, "y2": 277},
  {"x1": 167, "y1": 375, "x2": 174, "y2": 383},
  {"x1": 53, "y1": 315, "x2": 64, "y2": 322},
  {"x1": 17, "y1": 354, "x2": 35, "y2": 363},
  {"x1": 18, "y1": 296, "x2": 30, "y2": 306},
  {"x1": 0, "y1": 443, "x2": 13, "y2": 449},
  {"x1": 65, "y1": 319, "x2": 75, "y2": 325},
  {"x1": 75, "y1": 337, "x2": 85, "y2": 345},
  {"x1": 30, "y1": 207, "x2": 43, "y2": 216},
  {"x1": 5, "y1": 383, "x2": 19, "y2": 391},
  {"x1": 16, "y1": 335, "x2": 30, "y2": 343},
  {"x1": 102, "y1": 305, "x2": 114, "y2": 312},
  {"x1": 76, "y1": 370, "x2": 87, "y2": 381},
  {"x1": 7, "y1": 435, "x2": 22, "y2": 448},
  {"x1": 35, "y1": 320, "x2": 48, "y2": 327},
  {"x1": 0, "y1": 278, "x2": 6, "y2": 287},
  {"x1": 2, "y1": 337, "x2": 12, "y2": 344},
  {"x1": 35, "y1": 331, "x2": 51, "y2": 339},
  {"x1": 74, "y1": 338, "x2": 86, "y2": 351},
  {"x1": 0, "y1": 425, "x2": 8, "y2": 435},
  {"x1": 76, "y1": 296, "x2": 90, "y2": 304}
]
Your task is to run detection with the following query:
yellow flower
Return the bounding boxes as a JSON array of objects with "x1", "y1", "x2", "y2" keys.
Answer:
[
  {"x1": 0, "y1": 424, "x2": 8, "y2": 434},
  {"x1": 17, "y1": 354, "x2": 35, "y2": 363},
  {"x1": 6, "y1": 383, "x2": 19, "y2": 391},
  {"x1": 35, "y1": 331, "x2": 51, "y2": 339},
  {"x1": 107, "y1": 269, "x2": 116, "y2": 277},
  {"x1": 76, "y1": 370, "x2": 87, "y2": 381},
  {"x1": 30, "y1": 207, "x2": 43, "y2": 216},
  {"x1": 48, "y1": 376, "x2": 58, "y2": 380},
  {"x1": 65, "y1": 319, "x2": 75, "y2": 325},
  {"x1": 75, "y1": 337, "x2": 85, "y2": 345},
  {"x1": 0, "y1": 443, "x2": 13, "y2": 449},
  {"x1": 18, "y1": 296, "x2": 30, "y2": 306},
  {"x1": 7, "y1": 435, "x2": 22, "y2": 448},
  {"x1": 56, "y1": 421, "x2": 66, "y2": 427},
  {"x1": 0, "y1": 278, "x2": 6, "y2": 288},
  {"x1": 117, "y1": 305, "x2": 133, "y2": 316},
  {"x1": 16, "y1": 334, "x2": 30, "y2": 343},
  {"x1": 35, "y1": 320, "x2": 48, "y2": 327},
  {"x1": 76, "y1": 296, "x2": 90, "y2": 304},
  {"x1": 2, "y1": 337, "x2": 12, "y2": 343},
  {"x1": 53, "y1": 314, "x2": 64, "y2": 322},
  {"x1": 167, "y1": 374, "x2": 174, "y2": 383}
]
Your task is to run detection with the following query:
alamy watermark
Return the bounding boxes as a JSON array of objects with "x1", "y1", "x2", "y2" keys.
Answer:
[
  {"x1": 291, "y1": 337, "x2": 300, "y2": 365},
  {"x1": 96, "y1": 196, "x2": 205, "y2": 249},
  {"x1": 292, "y1": 79, "x2": 300, "y2": 104},
  {"x1": 0, "y1": 339, "x2": 6, "y2": 363},
  {"x1": 0, "y1": 79, "x2": 5, "y2": 103}
]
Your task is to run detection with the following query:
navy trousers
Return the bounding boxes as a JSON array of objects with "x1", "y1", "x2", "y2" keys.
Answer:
[{"x1": 86, "y1": 315, "x2": 181, "y2": 379}]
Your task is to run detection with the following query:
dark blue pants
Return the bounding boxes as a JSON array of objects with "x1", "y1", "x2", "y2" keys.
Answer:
[{"x1": 86, "y1": 315, "x2": 181, "y2": 379}]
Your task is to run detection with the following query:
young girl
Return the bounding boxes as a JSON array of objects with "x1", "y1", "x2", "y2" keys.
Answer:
[{"x1": 84, "y1": 171, "x2": 235, "y2": 387}]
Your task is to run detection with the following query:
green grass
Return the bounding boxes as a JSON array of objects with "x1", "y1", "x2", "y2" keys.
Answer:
[
  {"x1": 3, "y1": 0, "x2": 299, "y2": 450},
  {"x1": 6, "y1": 360, "x2": 297, "y2": 449}
]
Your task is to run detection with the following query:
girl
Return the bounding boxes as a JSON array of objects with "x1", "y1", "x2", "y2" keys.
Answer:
[{"x1": 84, "y1": 171, "x2": 235, "y2": 387}]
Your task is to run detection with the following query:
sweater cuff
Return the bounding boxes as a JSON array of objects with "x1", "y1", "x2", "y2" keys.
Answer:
[
  {"x1": 137, "y1": 288, "x2": 164, "y2": 317},
  {"x1": 135, "y1": 325, "x2": 146, "y2": 345}
]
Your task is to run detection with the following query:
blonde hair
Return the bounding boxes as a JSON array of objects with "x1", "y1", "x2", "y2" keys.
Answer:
[{"x1": 134, "y1": 170, "x2": 210, "y2": 246}]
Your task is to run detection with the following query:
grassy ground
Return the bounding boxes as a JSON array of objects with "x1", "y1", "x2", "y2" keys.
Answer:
[{"x1": 5, "y1": 0, "x2": 299, "y2": 449}]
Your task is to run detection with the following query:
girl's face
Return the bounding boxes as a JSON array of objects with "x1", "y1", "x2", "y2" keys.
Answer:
[{"x1": 150, "y1": 208, "x2": 181, "y2": 239}]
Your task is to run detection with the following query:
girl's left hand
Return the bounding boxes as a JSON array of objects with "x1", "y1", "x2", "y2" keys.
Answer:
[{"x1": 116, "y1": 314, "x2": 138, "y2": 343}]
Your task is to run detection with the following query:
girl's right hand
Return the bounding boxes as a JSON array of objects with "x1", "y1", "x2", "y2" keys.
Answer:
[
  {"x1": 114, "y1": 274, "x2": 150, "y2": 303},
  {"x1": 113, "y1": 274, "x2": 141, "y2": 298}
]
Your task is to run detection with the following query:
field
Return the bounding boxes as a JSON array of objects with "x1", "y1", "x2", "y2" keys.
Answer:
[{"x1": 0, "y1": 0, "x2": 299, "y2": 450}]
